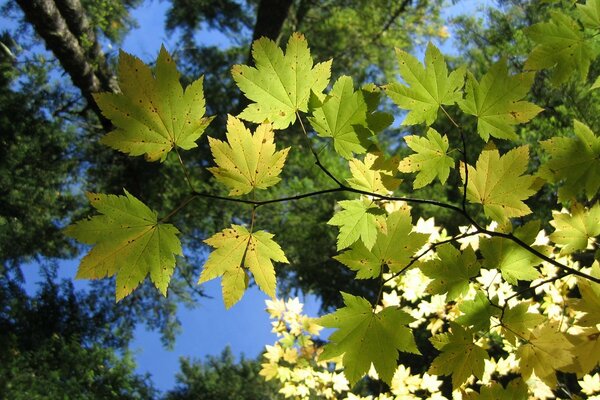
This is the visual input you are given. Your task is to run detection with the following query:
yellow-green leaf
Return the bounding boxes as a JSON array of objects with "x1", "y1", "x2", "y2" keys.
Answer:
[
  {"x1": 398, "y1": 128, "x2": 454, "y2": 189},
  {"x1": 232, "y1": 33, "x2": 331, "y2": 129},
  {"x1": 208, "y1": 115, "x2": 290, "y2": 196},
  {"x1": 385, "y1": 43, "x2": 465, "y2": 126},
  {"x1": 317, "y1": 292, "x2": 418, "y2": 386},
  {"x1": 64, "y1": 190, "x2": 182, "y2": 301},
  {"x1": 429, "y1": 322, "x2": 489, "y2": 389},
  {"x1": 539, "y1": 120, "x2": 600, "y2": 202},
  {"x1": 335, "y1": 209, "x2": 429, "y2": 278},
  {"x1": 458, "y1": 60, "x2": 542, "y2": 141},
  {"x1": 94, "y1": 46, "x2": 213, "y2": 161},
  {"x1": 461, "y1": 145, "x2": 537, "y2": 221},
  {"x1": 525, "y1": 11, "x2": 595, "y2": 84},
  {"x1": 550, "y1": 202, "x2": 600, "y2": 255},
  {"x1": 199, "y1": 225, "x2": 288, "y2": 308},
  {"x1": 517, "y1": 322, "x2": 574, "y2": 388},
  {"x1": 328, "y1": 199, "x2": 385, "y2": 251},
  {"x1": 346, "y1": 152, "x2": 401, "y2": 195}
]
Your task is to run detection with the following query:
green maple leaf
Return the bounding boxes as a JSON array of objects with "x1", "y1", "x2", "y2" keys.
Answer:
[
  {"x1": 455, "y1": 290, "x2": 500, "y2": 332},
  {"x1": 308, "y1": 76, "x2": 391, "y2": 159},
  {"x1": 577, "y1": 0, "x2": 600, "y2": 30},
  {"x1": 335, "y1": 209, "x2": 429, "y2": 278},
  {"x1": 384, "y1": 42, "x2": 465, "y2": 126},
  {"x1": 429, "y1": 322, "x2": 489, "y2": 389},
  {"x1": 398, "y1": 128, "x2": 455, "y2": 189},
  {"x1": 346, "y1": 152, "x2": 401, "y2": 195},
  {"x1": 465, "y1": 380, "x2": 529, "y2": 400},
  {"x1": 539, "y1": 120, "x2": 600, "y2": 202},
  {"x1": 517, "y1": 322, "x2": 574, "y2": 387},
  {"x1": 565, "y1": 326, "x2": 600, "y2": 375},
  {"x1": 480, "y1": 221, "x2": 542, "y2": 285},
  {"x1": 65, "y1": 190, "x2": 182, "y2": 301},
  {"x1": 328, "y1": 199, "x2": 385, "y2": 251},
  {"x1": 199, "y1": 225, "x2": 288, "y2": 309},
  {"x1": 501, "y1": 302, "x2": 546, "y2": 343},
  {"x1": 461, "y1": 145, "x2": 537, "y2": 221},
  {"x1": 550, "y1": 202, "x2": 600, "y2": 255},
  {"x1": 232, "y1": 33, "x2": 331, "y2": 129},
  {"x1": 573, "y1": 262, "x2": 600, "y2": 327},
  {"x1": 420, "y1": 244, "x2": 479, "y2": 301},
  {"x1": 458, "y1": 60, "x2": 543, "y2": 141},
  {"x1": 208, "y1": 115, "x2": 290, "y2": 196},
  {"x1": 525, "y1": 11, "x2": 595, "y2": 84},
  {"x1": 94, "y1": 46, "x2": 213, "y2": 161},
  {"x1": 317, "y1": 292, "x2": 418, "y2": 385}
]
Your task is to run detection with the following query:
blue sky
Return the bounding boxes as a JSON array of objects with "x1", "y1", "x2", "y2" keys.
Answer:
[{"x1": 19, "y1": 0, "x2": 494, "y2": 393}]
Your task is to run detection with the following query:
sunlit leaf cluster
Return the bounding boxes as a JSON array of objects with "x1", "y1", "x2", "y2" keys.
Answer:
[{"x1": 66, "y1": 1, "x2": 600, "y2": 397}]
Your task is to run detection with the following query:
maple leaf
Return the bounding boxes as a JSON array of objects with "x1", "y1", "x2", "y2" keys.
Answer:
[
  {"x1": 317, "y1": 292, "x2": 418, "y2": 385},
  {"x1": 429, "y1": 322, "x2": 489, "y2": 389},
  {"x1": 398, "y1": 128, "x2": 455, "y2": 189},
  {"x1": 464, "y1": 379, "x2": 529, "y2": 400},
  {"x1": 539, "y1": 120, "x2": 600, "y2": 202},
  {"x1": 458, "y1": 60, "x2": 542, "y2": 141},
  {"x1": 208, "y1": 115, "x2": 290, "y2": 196},
  {"x1": 525, "y1": 11, "x2": 595, "y2": 84},
  {"x1": 517, "y1": 322, "x2": 574, "y2": 387},
  {"x1": 501, "y1": 302, "x2": 546, "y2": 343},
  {"x1": 94, "y1": 46, "x2": 213, "y2": 161},
  {"x1": 573, "y1": 262, "x2": 600, "y2": 327},
  {"x1": 65, "y1": 190, "x2": 182, "y2": 301},
  {"x1": 480, "y1": 221, "x2": 542, "y2": 284},
  {"x1": 309, "y1": 77, "x2": 392, "y2": 159},
  {"x1": 232, "y1": 33, "x2": 331, "y2": 129},
  {"x1": 328, "y1": 199, "x2": 385, "y2": 251},
  {"x1": 577, "y1": 0, "x2": 600, "y2": 29},
  {"x1": 335, "y1": 209, "x2": 429, "y2": 278},
  {"x1": 461, "y1": 145, "x2": 537, "y2": 221},
  {"x1": 455, "y1": 290, "x2": 500, "y2": 332},
  {"x1": 420, "y1": 244, "x2": 480, "y2": 301},
  {"x1": 384, "y1": 42, "x2": 465, "y2": 126},
  {"x1": 566, "y1": 326, "x2": 600, "y2": 375},
  {"x1": 549, "y1": 203, "x2": 600, "y2": 255},
  {"x1": 346, "y1": 152, "x2": 401, "y2": 195},
  {"x1": 198, "y1": 225, "x2": 288, "y2": 309}
]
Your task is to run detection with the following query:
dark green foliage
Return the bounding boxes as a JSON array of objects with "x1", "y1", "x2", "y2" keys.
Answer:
[
  {"x1": 0, "y1": 273, "x2": 156, "y2": 399},
  {"x1": 164, "y1": 347, "x2": 278, "y2": 400}
]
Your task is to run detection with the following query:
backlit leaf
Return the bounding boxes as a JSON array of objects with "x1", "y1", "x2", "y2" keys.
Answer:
[
  {"x1": 480, "y1": 221, "x2": 542, "y2": 284},
  {"x1": 525, "y1": 11, "x2": 595, "y2": 84},
  {"x1": 317, "y1": 292, "x2": 418, "y2": 385},
  {"x1": 65, "y1": 190, "x2": 182, "y2": 301},
  {"x1": 578, "y1": 0, "x2": 600, "y2": 29},
  {"x1": 347, "y1": 152, "x2": 401, "y2": 195},
  {"x1": 517, "y1": 322, "x2": 574, "y2": 387},
  {"x1": 94, "y1": 46, "x2": 213, "y2": 161},
  {"x1": 232, "y1": 33, "x2": 331, "y2": 129},
  {"x1": 328, "y1": 199, "x2": 385, "y2": 251},
  {"x1": 540, "y1": 120, "x2": 600, "y2": 202},
  {"x1": 385, "y1": 43, "x2": 465, "y2": 126},
  {"x1": 420, "y1": 244, "x2": 480, "y2": 301},
  {"x1": 199, "y1": 225, "x2": 288, "y2": 308},
  {"x1": 398, "y1": 128, "x2": 455, "y2": 189},
  {"x1": 461, "y1": 145, "x2": 537, "y2": 221},
  {"x1": 208, "y1": 115, "x2": 289, "y2": 196},
  {"x1": 458, "y1": 60, "x2": 542, "y2": 141},
  {"x1": 549, "y1": 202, "x2": 600, "y2": 255},
  {"x1": 429, "y1": 322, "x2": 489, "y2": 389},
  {"x1": 335, "y1": 209, "x2": 429, "y2": 277}
]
